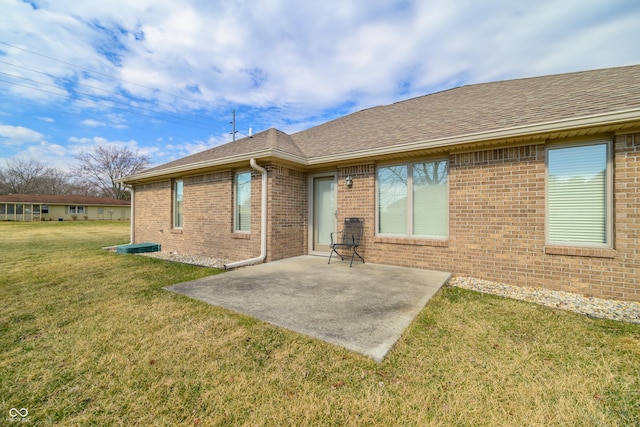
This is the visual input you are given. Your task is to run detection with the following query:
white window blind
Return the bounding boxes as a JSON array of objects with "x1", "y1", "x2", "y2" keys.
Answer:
[
  {"x1": 173, "y1": 180, "x2": 183, "y2": 228},
  {"x1": 547, "y1": 143, "x2": 608, "y2": 245},
  {"x1": 413, "y1": 162, "x2": 448, "y2": 237},
  {"x1": 378, "y1": 165, "x2": 408, "y2": 234},
  {"x1": 235, "y1": 171, "x2": 251, "y2": 232}
]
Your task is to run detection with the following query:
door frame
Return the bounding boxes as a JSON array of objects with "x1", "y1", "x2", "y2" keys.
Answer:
[{"x1": 308, "y1": 172, "x2": 337, "y2": 256}]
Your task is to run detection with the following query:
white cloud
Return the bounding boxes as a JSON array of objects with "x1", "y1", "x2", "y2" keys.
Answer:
[
  {"x1": 0, "y1": 124, "x2": 45, "y2": 145},
  {"x1": 0, "y1": 140, "x2": 70, "y2": 170},
  {"x1": 82, "y1": 119, "x2": 104, "y2": 127},
  {"x1": 4, "y1": 0, "x2": 639, "y2": 112},
  {"x1": 1, "y1": 0, "x2": 639, "y2": 169}
]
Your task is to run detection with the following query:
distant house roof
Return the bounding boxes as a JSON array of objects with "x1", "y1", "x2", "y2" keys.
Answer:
[
  {"x1": 123, "y1": 64, "x2": 640, "y2": 183},
  {"x1": 0, "y1": 194, "x2": 131, "y2": 206}
]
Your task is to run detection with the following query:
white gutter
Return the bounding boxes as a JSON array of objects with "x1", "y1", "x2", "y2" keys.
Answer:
[
  {"x1": 120, "y1": 108, "x2": 640, "y2": 184},
  {"x1": 307, "y1": 107, "x2": 640, "y2": 165},
  {"x1": 224, "y1": 159, "x2": 267, "y2": 269},
  {"x1": 120, "y1": 149, "x2": 307, "y2": 184}
]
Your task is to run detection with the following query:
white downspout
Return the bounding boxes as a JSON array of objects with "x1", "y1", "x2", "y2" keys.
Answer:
[
  {"x1": 224, "y1": 159, "x2": 267, "y2": 269},
  {"x1": 129, "y1": 186, "x2": 135, "y2": 244}
]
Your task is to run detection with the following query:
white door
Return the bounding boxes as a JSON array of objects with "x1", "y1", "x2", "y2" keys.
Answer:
[{"x1": 312, "y1": 176, "x2": 336, "y2": 253}]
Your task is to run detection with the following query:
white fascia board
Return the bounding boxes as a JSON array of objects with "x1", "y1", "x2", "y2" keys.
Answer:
[
  {"x1": 120, "y1": 149, "x2": 309, "y2": 183},
  {"x1": 121, "y1": 108, "x2": 640, "y2": 181},
  {"x1": 307, "y1": 108, "x2": 640, "y2": 165}
]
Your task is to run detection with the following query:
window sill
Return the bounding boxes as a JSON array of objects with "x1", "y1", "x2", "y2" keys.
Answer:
[
  {"x1": 544, "y1": 246, "x2": 616, "y2": 259},
  {"x1": 374, "y1": 236, "x2": 449, "y2": 247},
  {"x1": 231, "y1": 232, "x2": 251, "y2": 240},
  {"x1": 170, "y1": 229, "x2": 183, "y2": 234}
]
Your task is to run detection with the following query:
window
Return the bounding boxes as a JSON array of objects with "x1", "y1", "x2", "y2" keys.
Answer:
[
  {"x1": 42, "y1": 205, "x2": 49, "y2": 214},
  {"x1": 235, "y1": 171, "x2": 251, "y2": 232},
  {"x1": 68, "y1": 206, "x2": 85, "y2": 214},
  {"x1": 547, "y1": 141, "x2": 611, "y2": 246},
  {"x1": 173, "y1": 180, "x2": 183, "y2": 228},
  {"x1": 377, "y1": 160, "x2": 448, "y2": 238}
]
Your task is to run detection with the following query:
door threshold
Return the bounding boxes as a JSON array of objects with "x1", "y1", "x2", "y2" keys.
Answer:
[{"x1": 309, "y1": 251, "x2": 330, "y2": 258}]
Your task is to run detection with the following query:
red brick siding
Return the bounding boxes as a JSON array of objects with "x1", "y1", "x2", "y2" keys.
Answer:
[
  {"x1": 339, "y1": 136, "x2": 639, "y2": 301},
  {"x1": 133, "y1": 170, "x2": 259, "y2": 263},
  {"x1": 133, "y1": 180, "x2": 171, "y2": 245},
  {"x1": 266, "y1": 164, "x2": 308, "y2": 261},
  {"x1": 133, "y1": 134, "x2": 640, "y2": 301}
]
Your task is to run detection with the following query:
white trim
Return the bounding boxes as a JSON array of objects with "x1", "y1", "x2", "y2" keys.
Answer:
[
  {"x1": 173, "y1": 179, "x2": 183, "y2": 229},
  {"x1": 224, "y1": 159, "x2": 268, "y2": 269},
  {"x1": 233, "y1": 170, "x2": 252, "y2": 233},
  {"x1": 375, "y1": 158, "x2": 449, "y2": 239},
  {"x1": 309, "y1": 108, "x2": 640, "y2": 165},
  {"x1": 544, "y1": 139, "x2": 613, "y2": 248},
  {"x1": 120, "y1": 108, "x2": 640, "y2": 184},
  {"x1": 308, "y1": 172, "x2": 337, "y2": 256}
]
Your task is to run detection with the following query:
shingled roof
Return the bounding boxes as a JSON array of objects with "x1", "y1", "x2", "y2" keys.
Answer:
[
  {"x1": 123, "y1": 64, "x2": 640, "y2": 183},
  {"x1": 0, "y1": 194, "x2": 131, "y2": 206},
  {"x1": 140, "y1": 128, "x2": 305, "y2": 175}
]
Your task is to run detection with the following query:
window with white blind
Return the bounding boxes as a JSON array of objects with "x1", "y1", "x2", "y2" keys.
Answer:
[
  {"x1": 546, "y1": 141, "x2": 611, "y2": 246},
  {"x1": 235, "y1": 171, "x2": 251, "y2": 232},
  {"x1": 377, "y1": 160, "x2": 448, "y2": 238},
  {"x1": 173, "y1": 180, "x2": 183, "y2": 228}
]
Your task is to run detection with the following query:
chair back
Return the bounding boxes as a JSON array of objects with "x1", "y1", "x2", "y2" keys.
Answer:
[{"x1": 341, "y1": 217, "x2": 364, "y2": 245}]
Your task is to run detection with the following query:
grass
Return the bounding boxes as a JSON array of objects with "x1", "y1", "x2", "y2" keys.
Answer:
[{"x1": 1, "y1": 221, "x2": 639, "y2": 426}]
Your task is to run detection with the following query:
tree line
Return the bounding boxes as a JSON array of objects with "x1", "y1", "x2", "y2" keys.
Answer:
[{"x1": 0, "y1": 145, "x2": 150, "y2": 200}]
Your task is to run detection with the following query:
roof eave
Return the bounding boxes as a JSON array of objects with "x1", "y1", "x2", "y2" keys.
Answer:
[
  {"x1": 307, "y1": 108, "x2": 640, "y2": 165},
  {"x1": 120, "y1": 149, "x2": 309, "y2": 184},
  {"x1": 121, "y1": 108, "x2": 640, "y2": 183}
]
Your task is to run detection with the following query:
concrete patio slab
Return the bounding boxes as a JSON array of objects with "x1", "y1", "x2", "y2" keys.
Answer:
[{"x1": 165, "y1": 255, "x2": 451, "y2": 362}]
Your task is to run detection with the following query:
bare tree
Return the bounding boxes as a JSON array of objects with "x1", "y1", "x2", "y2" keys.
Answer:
[
  {"x1": 0, "y1": 158, "x2": 55, "y2": 195},
  {"x1": 73, "y1": 144, "x2": 150, "y2": 200}
]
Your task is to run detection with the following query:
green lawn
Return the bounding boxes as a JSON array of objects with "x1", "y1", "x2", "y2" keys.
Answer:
[{"x1": 1, "y1": 221, "x2": 639, "y2": 425}]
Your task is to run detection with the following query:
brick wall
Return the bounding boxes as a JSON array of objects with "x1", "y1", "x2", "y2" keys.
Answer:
[
  {"x1": 134, "y1": 180, "x2": 171, "y2": 245},
  {"x1": 133, "y1": 163, "x2": 308, "y2": 266},
  {"x1": 132, "y1": 134, "x2": 639, "y2": 301},
  {"x1": 266, "y1": 164, "x2": 308, "y2": 261},
  {"x1": 133, "y1": 170, "x2": 260, "y2": 264},
  {"x1": 338, "y1": 135, "x2": 640, "y2": 301}
]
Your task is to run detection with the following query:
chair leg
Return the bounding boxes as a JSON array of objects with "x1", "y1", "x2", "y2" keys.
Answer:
[
  {"x1": 328, "y1": 247, "x2": 343, "y2": 264},
  {"x1": 349, "y1": 247, "x2": 364, "y2": 267}
]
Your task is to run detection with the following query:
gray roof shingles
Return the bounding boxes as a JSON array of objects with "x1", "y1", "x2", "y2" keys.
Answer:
[
  {"x1": 292, "y1": 65, "x2": 640, "y2": 158},
  {"x1": 130, "y1": 64, "x2": 640, "y2": 179}
]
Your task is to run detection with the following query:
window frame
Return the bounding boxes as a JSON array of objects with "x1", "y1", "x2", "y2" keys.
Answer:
[
  {"x1": 173, "y1": 179, "x2": 184, "y2": 229},
  {"x1": 234, "y1": 170, "x2": 252, "y2": 233},
  {"x1": 545, "y1": 139, "x2": 613, "y2": 248},
  {"x1": 68, "y1": 205, "x2": 85, "y2": 214},
  {"x1": 375, "y1": 158, "x2": 449, "y2": 239}
]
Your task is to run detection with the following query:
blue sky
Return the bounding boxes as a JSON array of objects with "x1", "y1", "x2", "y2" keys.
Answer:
[{"x1": 1, "y1": 0, "x2": 639, "y2": 171}]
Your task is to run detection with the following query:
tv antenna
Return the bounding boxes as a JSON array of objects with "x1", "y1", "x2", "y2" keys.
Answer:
[{"x1": 230, "y1": 109, "x2": 238, "y2": 141}]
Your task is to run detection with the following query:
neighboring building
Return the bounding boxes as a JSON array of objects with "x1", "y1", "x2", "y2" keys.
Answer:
[
  {"x1": 121, "y1": 65, "x2": 640, "y2": 301},
  {"x1": 0, "y1": 194, "x2": 131, "y2": 221}
]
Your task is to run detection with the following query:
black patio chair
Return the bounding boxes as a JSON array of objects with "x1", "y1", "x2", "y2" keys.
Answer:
[{"x1": 328, "y1": 217, "x2": 365, "y2": 267}]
